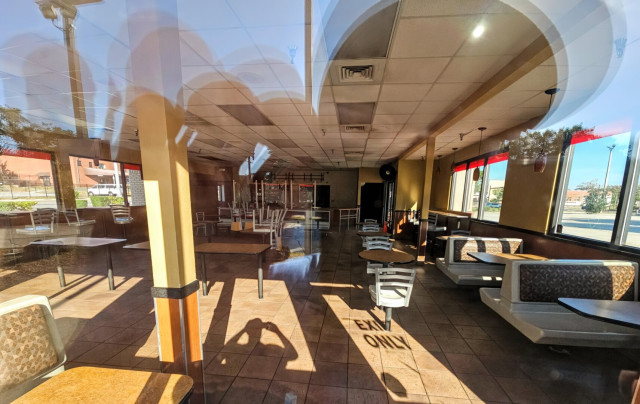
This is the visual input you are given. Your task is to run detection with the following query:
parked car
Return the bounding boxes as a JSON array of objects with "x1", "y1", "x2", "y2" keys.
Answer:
[
  {"x1": 88, "y1": 184, "x2": 122, "y2": 197},
  {"x1": 485, "y1": 202, "x2": 502, "y2": 208}
]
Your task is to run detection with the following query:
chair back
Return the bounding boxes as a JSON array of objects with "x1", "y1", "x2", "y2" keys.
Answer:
[
  {"x1": 0, "y1": 295, "x2": 66, "y2": 402},
  {"x1": 373, "y1": 268, "x2": 416, "y2": 307},
  {"x1": 196, "y1": 212, "x2": 205, "y2": 222},
  {"x1": 364, "y1": 219, "x2": 377, "y2": 223},
  {"x1": 63, "y1": 209, "x2": 79, "y2": 225},
  {"x1": 110, "y1": 205, "x2": 132, "y2": 222},
  {"x1": 362, "y1": 224, "x2": 380, "y2": 232},
  {"x1": 365, "y1": 240, "x2": 392, "y2": 250},
  {"x1": 27, "y1": 209, "x2": 57, "y2": 233},
  {"x1": 427, "y1": 212, "x2": 438, "y2": 226},
  {"x1": 364, "y1": 236, "x2": 390, "y2": 243}
]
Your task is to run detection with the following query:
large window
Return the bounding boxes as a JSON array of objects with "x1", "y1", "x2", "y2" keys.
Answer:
[
  {"x1": 0, "y1": 149, "x2": 57, "y2": 209},
  {"x1": 553, "y1": 130, "x2": 634, "y2": 244},
  {"x1": 449, "y1": 152, "x2": 507, "y2": 222}
]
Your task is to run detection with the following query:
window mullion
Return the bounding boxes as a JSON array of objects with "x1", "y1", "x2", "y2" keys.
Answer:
[
  {"x1": 478, "y1": 162, "x2": 490, "y2": 219},
  {"x1": 551, "y1": 144, "x2": 574, "y2": 233},
  {"x1": 614, "y1": 131, "x2": 640, "y2": 244}
]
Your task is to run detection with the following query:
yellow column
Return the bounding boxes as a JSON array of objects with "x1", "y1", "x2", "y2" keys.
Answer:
[
  {"x1": 127, "y1": 0, "x2": 203, "y2": 400},
  {"x1": 418, "y1": 137, "x2": 436, "y2": 261}
]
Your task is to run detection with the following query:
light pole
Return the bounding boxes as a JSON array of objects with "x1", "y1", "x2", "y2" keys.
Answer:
[{"x1": 603, "y1": 144, "x2": 616, "y2": 208}]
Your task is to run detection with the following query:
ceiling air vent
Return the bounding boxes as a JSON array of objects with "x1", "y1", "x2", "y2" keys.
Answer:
[
  {"x1": 341, "y1": 124, "x2": 371, "y2": 133},
  {"x1": 340, "y1": 65, "x2": 374, "y2": 82}
]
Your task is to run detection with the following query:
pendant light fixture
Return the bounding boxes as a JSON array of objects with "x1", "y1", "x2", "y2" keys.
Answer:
[
  {"x1": 450, "y1": 148, "x2": 458, "y2": 172},
  {"x1": 435, "y1": 155, "x2": 442, "y2": 175},
  {"x1": 535, "y1": 89, "x2": 559, "y2": 173},
  {"x1": 472, "y1": 127, "x2": 486, "y2": 181}
]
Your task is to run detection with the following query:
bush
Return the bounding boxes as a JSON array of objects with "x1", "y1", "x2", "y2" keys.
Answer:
[
  {"x1": 76, "y1": 199, "x2": 88, "y2": 209},
  {"x1": 584, "y1": 190, "x2": 607, "y2": 213},
  {"x1": 89, "y1": 196, "x2": 124, "y2": 207},
  {"x1": 0, "y1": 201, "x2": 37, "y2": 211}
]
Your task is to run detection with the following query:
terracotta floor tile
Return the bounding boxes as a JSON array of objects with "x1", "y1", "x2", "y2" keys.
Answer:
[
  {"x1": 456, "y1": 373, "x2": 510, "y2": 402},
  {"x1": 420, "y1": 369, "x2": 468, "y2": 399},
  {"x1": 220, "y1": 377, "x2": 270, "y2": 404},
  {"x1": 74, "y1": 343, "x2": 128, "y2": 364},
  {"x1": 347, "y1": 388, "x2": 389, "y2": 404},
  {"x1": 204, "y1": 352, "x2": 249, "y2": 376},
  {"x1": 383, "y1": 367, "x2": 427, "y2": 395},
  {"x1": 310, "y1": 361, "x2": 348, "y2": 387},
  {"x1": 237, "y1": 354, "x2": 281, "y2": 379},
  {"x1": 454, "y1": 325, "x2": 492, "y2": 341},
  {"x1": 203, "y1": 374, "x2": 234, "y2": 404},
  {"x1": 435, "y1": 337, "x2": 473, "y2": 354},
  {"x1": 274, "y1": 358, "x2": 315, "y2": 384},
  {"x1": 380, "y1": 349, "x2": 417, "y2": 370},
  {"x1": 77, "y1": 326, "x2": 124, "y2": 343},
  {"x1": 315, "y1": 341, "x2": 348, "y2": 363},
  {"x1": 104, "y1": 345, "x2": 146, "y2": 367},
  {"x1": 263, "y1": 380, "x2": 308, "y2": 404},
  {"x1": 495, "y1": 377, "x2": 553, "y2": 404},
  {"x1": 348, "y1": 363, "x2": 385, "y2": 390},
  {"x1": 387, "y1": 391, "x2": 430, "y2": 403},
  {"x1": 65, "y1": 340, "x2": 99, "y2": 361},
  {"x1": 444, "y1": 353, "x2": 489, "y2": 375},
  {"x1": 305, "y1": 385, "x2": 347, "y2": 404}
]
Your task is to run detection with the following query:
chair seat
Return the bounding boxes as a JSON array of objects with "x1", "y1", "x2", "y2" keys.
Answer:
[
  {"x1": 16, "y1": 226, "x2": 52, "y2": 233},
  {"x1": 69, "y1": 220, "x2": 96, "y2": 226},
  {"x1": 290, "y1": 215, "x2": 305, "y2": 220},
  {"x1": 369, "y1": 285, "x2": 407, "y2": 307},
  {"x1": 114, "y1": 218, "x2": 133, "y2": 223}
]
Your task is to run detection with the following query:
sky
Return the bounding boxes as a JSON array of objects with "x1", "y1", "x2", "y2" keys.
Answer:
[{"x1": 567, "y1": 132, "x2": 631, "y2": 190}]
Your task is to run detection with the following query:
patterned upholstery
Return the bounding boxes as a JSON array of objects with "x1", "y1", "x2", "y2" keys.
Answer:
[
  {"x1": 519, "y1": 264, "x2": 636, "y2": 302},
  {"x1": 453, "y1": 239, "x2": 522, "y2": 262},
  {"x1": 0, "y1": 305, "x2": 58, "y2": 393}
]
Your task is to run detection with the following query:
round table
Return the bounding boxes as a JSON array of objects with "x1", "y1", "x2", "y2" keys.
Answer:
[
  {"x1": 357, "y1": 231, "x2": 389, "y2": 237},
  {"x1": 358, "y1": 249, "x2": 414, "y2": 267}
]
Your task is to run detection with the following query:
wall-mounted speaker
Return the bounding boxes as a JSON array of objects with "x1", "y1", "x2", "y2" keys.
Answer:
[{"x1": 379, "y1": 164, "x2": 396, "y2": 181}]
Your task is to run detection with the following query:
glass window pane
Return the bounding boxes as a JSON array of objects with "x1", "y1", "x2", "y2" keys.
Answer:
[
  {"x1": 450, "y1": 166, "x2": 466, "y2": 211},
  {"x1": 558, "y1": 132, "x2": 631, "y2": 242},
  {"x1": 481, "y1": 157, "x2": 507, "y2": 222},
  {"x1": 465, "y1": 160, "x2": 484, "y2": 218},
  {"x1": 0, "y1": 151, "x2": 57, "y2": 209}
]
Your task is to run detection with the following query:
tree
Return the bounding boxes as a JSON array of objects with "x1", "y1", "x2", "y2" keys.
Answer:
[
  {"x1": 576, "y1": 179, "x2": 600, "y2": 190},
  {"x1": 584, "y1": 189, "x2": 607, "y2": 213}
]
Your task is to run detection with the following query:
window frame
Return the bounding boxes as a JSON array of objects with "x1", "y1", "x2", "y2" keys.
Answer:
[
  {"x1": 549, "y1": 130, "x2": 639, "y2": 248},
  {"x1": 448, "y1": 150, "x2": 507, "y2": 221}
]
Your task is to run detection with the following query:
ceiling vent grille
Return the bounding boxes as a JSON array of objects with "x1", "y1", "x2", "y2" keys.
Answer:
[
  {"x1": 341, "y1": 124, "x2": 371, "y2": 132},
  {"x1": 340, "y1": 65, "x2": 374, "y2": 82}
]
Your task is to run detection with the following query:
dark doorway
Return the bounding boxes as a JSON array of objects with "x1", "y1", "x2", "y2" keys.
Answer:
[
  {"x1": 316, "y1": 185, "x2": 330, "y2": 208},
  {"x1": 360, "y1": 183, "x2": 384, "y2": 222}
]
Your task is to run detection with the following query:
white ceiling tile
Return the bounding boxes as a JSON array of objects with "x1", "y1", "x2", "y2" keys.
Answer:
[
  {"x1": 187, "y1": 105, "x2": 230, "y2": 117},
  {"x1": 372, "y1": 115, "x2": 410, "y2": 125},
  {"x1": 255, "y1": 103, "x2": 299, "y2": 116},
  {"x1": 379, "y1": 84, "x2": 431, "y2": 102},
  {"x1": 303, "y1": 115, "x2": 339, "y2": 126},
  {"x1": 252, "y1": 126, "x2": 284, "y2": 135},
  {"x1": 407, "y1": 113, "x2": 445, "y2": 124},
  {"x1": 271, "y1": 115, "x2": 307, "y2": 126},
  {"x1": 390, "y1": 17, "x2": 474, "y2": 58},
  {"x1": 279, "y1": 125, "x2": 311, "y2": 133},
  {"x1": 218, "y1": 125, "x2": 256, "y2": 134},
  {"x1": 219, "y1": 64, "x2": 282, "y2": 88},
  {"x1": 437, "y1": 55, "x2": 512, "y2": 83},
  {"x1": 332, "y1": 85, "x2": 380, "y2": 102},
  {"x1": 369, "y1": 132, "x2": 397, "y2": 139},
  {"x1": 295, "y1": 102, "x2": 337, "y2": 116},
  {"x1": 414, "y1": 100, "x2": 453, "y2": 114},
  {"x1": 400, "y1": 0, "x2": 490, "y2": 17},
  {"x1": 376, "y1": 101, "x2": 419, "y2": 115},
  {"x1": 426, "y1": 82, "x2": 482, "y2": 101},
  {"x1": 384, "y1": 58, "x2": 449, "y2": 84},
  {"x1": 197, "y1": 88, "x2": 252, "y2": 104}
]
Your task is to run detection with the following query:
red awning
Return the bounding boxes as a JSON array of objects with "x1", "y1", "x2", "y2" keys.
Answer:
[
  {"x1": 124, "y1": 163, "x2": 140, "y2": 170},
  {"x1": 454, "y1": 164, "x2": 466, "y2": 173},
  {"x1": 468, "y1": 159, "x2": 484, "y2": 169},
  {"x1": 488, "y1": 152, "x2": 509, "y2": 164}
]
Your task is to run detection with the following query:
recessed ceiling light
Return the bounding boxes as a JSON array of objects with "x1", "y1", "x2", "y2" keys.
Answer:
[{"x1": 472, "y1": 24, "x2": 485, "y2": 38}]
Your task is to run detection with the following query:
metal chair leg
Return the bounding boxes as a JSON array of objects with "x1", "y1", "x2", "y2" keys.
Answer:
[{"x1": 384, "y1": 306, "x2": 393, "y2": 331}]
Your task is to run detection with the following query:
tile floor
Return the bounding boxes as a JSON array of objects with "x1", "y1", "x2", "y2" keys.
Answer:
[{"x1": 0, "y1": 227, "x2": 638, "y2": 403}]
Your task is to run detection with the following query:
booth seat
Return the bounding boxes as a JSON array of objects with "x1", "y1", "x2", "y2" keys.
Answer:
[
  {"x1": 435, "y1": 236, "x2": 523, "y2": 286},
  {"x1": 480, "y1": 260, "x2": 640, "y2": 347}
]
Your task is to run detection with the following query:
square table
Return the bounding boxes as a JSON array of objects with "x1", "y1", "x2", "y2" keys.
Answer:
[
  {"x1": 13, "y1": 366, "x2": 192, "y2": 404},
  {"x1": 467, "y1": 252, "x2": 548, "y2": 265},
  {"x1": 31, "y1": 237, "x2": 126, "y2": 290},
  {"x1": 125, "y1": 241, "x2": 271, "y2": 298}
]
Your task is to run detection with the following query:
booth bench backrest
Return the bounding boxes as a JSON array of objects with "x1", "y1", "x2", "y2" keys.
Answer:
[
  {"x1": 448, "y1": 237, "x2": 523, "y2": 263},
  {"x1": 502, "y1": 260, "x2": 638, "y2": 303}
]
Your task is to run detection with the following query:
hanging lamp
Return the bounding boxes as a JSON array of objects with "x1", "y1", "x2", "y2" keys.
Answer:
[
  {"x1": 450, "y1": 148, "x2": 458, "y2": 172},
  {"x1": 534, "y1": 89, "x2": 559, "y2": 173},
  {"x1": 472, "y1": 127, "x2": 486, "y2": 181},
  {"x1": 435, "y1": 155, "x2": 442, "y2": 175}
]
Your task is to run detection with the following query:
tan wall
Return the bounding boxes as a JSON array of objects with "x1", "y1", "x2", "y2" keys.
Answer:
[
  {"x1": 276, "y1": 170, "x2": 358, "y2": 208},
  {"x1": 499, "y1": 155, "x2": 559, "y2": 232},
  {"x1": 430, "y1": 154, "x2": 454, "y2": 210},
  {"x1": 357, "y1": 167, "x2": 383, "y2": 205},
  {"x1": 395, "y1": 160, "x2": 425, "y2": 211}
]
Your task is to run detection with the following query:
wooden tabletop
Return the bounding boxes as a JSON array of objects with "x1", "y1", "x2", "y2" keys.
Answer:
[
  {"x1": 357, "y1": 231, "x2": 389, "y2": 237},
  {"x1": 30, "y1": 237, "x2": 127, "y2": 247},
  {"x1": 125, "y1": 241, "x2": 270, "y2": 255},
  {"x1": 13, "y1": 366, "x2": 193, "y2": 404},
  {"x1": 468, "y1": 252, "x2": 548, "y2": 265},
  {"x1": 359, "y1": 249, "x2": 414, "y2": 265},
  {"x1": 558, "y1": 298, "x2": 640, "y2": 330}
]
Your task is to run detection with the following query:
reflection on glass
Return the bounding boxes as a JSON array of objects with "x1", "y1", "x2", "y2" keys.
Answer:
[
  {"x1": 450, "y1": 165, "x2": 466, "y2": 211},
  {"x1": 481, "y1": 153, "x2": 508, "y2": 222},
  {"x1": 559, "y1": 131, "x2": 631, "y2": 242},
  {"x1": 465, "y1": 160, "x2": 484, "y2": 219}
]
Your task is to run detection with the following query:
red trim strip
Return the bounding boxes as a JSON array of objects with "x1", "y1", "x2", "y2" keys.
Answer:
[
  {"x1": 123, "y1": 163, "x2": 141, "y2": 170},
  {"x1": 0, "y1": 149, "x2": 52, "y2": 160},
  {"x1": 468, "y1": 159, "x2": 484, "y2": 169},
  {"x1": 454, "y1": 164, "x2": 467, "y2": 173}
]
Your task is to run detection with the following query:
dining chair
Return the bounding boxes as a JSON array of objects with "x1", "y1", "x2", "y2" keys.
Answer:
[
  {"x1": 194, "y1": 211, "x2": 207, "y2": 236},
  {"x1": 365, "y1": 239, "x2": 392, "y2": 274},
  {"x1": 369, "y1": 268, "x2": 417, "y2": 331},
  {"x1": 63, "y1": 209, "x2": 96, "y2": 236},
  {"x1": 15, "y1": 209, "x2": 57, "y2": 237},
  {"x1": 0, "y1": 295, "x2": 66, "y2": 402},
  {"x1": 110, "y1": 204, "x2": 133, "y2": 238},
  {"x1": 361, "y1": 224, "x2": 380, "y2": 232}
]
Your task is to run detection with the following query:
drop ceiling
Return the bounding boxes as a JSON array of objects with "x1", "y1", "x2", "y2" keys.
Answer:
[{"x1": 0, "y1": 0, "x2": 615, "y2": 169}]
